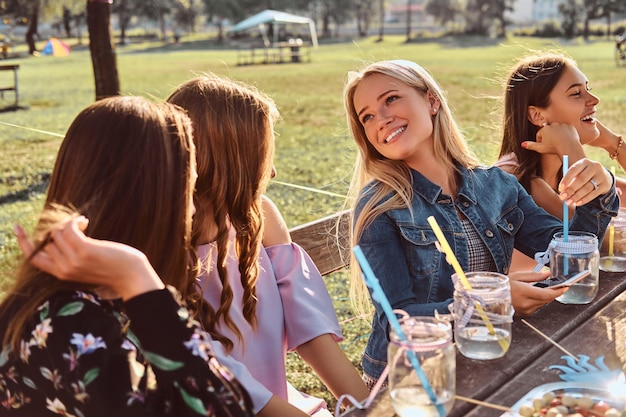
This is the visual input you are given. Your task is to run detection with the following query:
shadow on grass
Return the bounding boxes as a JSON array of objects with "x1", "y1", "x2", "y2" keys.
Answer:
[
  {"x1": 0, "y1": 104, "x2": 28, "y2": 113},
  {"x1": 0, "y1": 173, "x2": 49, "y2": 205}
]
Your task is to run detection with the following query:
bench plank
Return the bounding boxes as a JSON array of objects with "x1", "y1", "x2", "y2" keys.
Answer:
[{"x1": 289, "y1": 210, "x2": 351, "y2": 276}]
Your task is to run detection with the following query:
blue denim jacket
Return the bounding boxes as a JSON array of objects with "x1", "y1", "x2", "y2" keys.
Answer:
[{"x1": 355, "y1": 165, "x2": 618, "y2": 380}]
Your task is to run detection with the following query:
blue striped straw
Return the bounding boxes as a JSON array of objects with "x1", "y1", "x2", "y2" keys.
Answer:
[
  {"x1": 353, "y1": 246, "x2": 446, "y2": 417},
  {"x1": 563, "y1": 155, "x2": 569, "y2": 275}
]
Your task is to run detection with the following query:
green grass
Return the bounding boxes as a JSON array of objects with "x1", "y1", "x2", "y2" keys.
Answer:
[{"x1": 1, "y1": 34, "x2": 625, "y2": 408}]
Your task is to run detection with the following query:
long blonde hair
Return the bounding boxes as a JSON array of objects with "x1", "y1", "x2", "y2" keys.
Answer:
[
  {"x1": 343, "y1": 60, "x2": 479, "y2": 315},
  {"x1": 0, "y1": 97, "x2": 197, "y2": 352},
  {"x1": 167, "y1": 75, "x2": 279, "y2": 352}
]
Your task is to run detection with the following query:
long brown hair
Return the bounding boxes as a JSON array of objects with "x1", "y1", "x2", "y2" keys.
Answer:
[
  {"x1": 167, "y1": 75, "x2": 278, "y2": 352},
  {"x1": 0, "y1": 96, "x2": 198, "y2": 352},
  {"x1": 498, "y1": 51, "x2": 575, "y2": 191}
]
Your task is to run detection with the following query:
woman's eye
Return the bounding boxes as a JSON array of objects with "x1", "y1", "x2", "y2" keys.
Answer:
[
  {"x1": 571, "y1": 89, "x2": 581, "y2": 96},
  {"x1": 361, "y1": 114, "x2": 373, "y2": 124},
  {"x1": 385, "y1": 95, "x2": 399, "y2": 104}
]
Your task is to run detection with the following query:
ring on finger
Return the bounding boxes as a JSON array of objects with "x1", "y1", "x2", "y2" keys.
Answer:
[{"x1": 590, "y1": 178, "x2": 599, "y2": 191}]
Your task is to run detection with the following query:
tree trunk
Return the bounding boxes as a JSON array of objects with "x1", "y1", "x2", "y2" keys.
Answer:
[
  {"x1": 118, "y1": 0, "x2": 128, "y2": 44},
  {"x1": 377, "y1": 0, "x2": 385, "y2": 42},
  {"x1": 406, "y1": 0, "x2": 412, "y2": 42},
  {"x1": 87, "y1": 0, "x2": 120, "y2": 100},
  {"x1": 25, "y1": 4, "x2": 39, "y2": 55}
]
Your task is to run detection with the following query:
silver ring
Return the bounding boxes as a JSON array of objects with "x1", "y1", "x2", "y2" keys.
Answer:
[{"x1": 590, "y1": 178, "x2": 599, "y2": 191}]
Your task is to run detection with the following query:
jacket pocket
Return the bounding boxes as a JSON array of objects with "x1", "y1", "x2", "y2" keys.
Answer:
[{"x1": 396, "y1": 224, "x2": 441, "y2": 275}]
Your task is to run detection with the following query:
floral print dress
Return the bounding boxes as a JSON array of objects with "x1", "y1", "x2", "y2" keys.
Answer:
[{"x1": 0, "y1": 287, "x2": 254, "y2": 417}]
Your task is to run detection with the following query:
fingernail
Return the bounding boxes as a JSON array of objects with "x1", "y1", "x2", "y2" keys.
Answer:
[
  {"x1": 13, "y1": 224, "x2": 22, "y2": 236},
  {"x1": 521, "y1": 142, "x2": 527, "y2": 148}
]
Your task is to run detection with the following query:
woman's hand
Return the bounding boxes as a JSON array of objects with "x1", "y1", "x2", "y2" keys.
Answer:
[
  {"x1": 509, "y1": 270, "x2": 566, "y2": 316},
  {"x1": 522, "y1": 123, "x2": 585, "y2": 160},
  {"x1": 14, "y1": 217, "x2": 164, "y2": 300},
  {"x1": 558, "y1": 158, "x2": 612, "y2": 207}
]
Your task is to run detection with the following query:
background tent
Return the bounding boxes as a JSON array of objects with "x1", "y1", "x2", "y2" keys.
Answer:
[
  {"x1": 229, "y1": 10, "x2": 318, "y2": 47},
  {"x1": 41, "y1": 37, "x2": 71, "y2": 56}
]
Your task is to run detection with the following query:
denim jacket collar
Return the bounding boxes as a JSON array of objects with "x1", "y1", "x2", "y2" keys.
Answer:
[{"x1": 410, "y1": 163, "x2": 479, "y2": 206}]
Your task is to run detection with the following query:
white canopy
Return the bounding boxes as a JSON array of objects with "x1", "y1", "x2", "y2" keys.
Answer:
[{"x1": 229, "y1": 9, "x2": 318, "y2": 47}]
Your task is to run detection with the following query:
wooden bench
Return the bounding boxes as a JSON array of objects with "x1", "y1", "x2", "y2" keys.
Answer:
[
  {"x1": 0, "y1": 64, "x2": 19, "y2": 107},
  {"x1": 289, "y1": 210, "x2": 351, "y2": 276}
]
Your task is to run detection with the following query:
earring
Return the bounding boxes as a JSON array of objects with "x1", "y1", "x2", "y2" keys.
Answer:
[{"x1": 432, "y1": 107, "x2": 438, "y2": 115}]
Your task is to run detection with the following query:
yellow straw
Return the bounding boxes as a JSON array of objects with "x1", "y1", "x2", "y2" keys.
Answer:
[
  {"x1": 426, "y1": 216, "x2": 510, "y2": 352},
  {"x1": 609, "y1": 225, "x2": 615, "y2": 257}
]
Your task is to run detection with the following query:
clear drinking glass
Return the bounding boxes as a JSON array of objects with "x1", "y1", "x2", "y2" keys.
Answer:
[
  {"x1": 452, "y1": 272, "x2": 512, "y2": 360},
  {"x1": 600, "y1": 208, "x2": 626, "y2": 272},
  {"x1": 388, "y1": 316, "x2": 455, "y2": 417},
  {"x1": 550, "y1": 231, "x2": 599, "y2": 304}
]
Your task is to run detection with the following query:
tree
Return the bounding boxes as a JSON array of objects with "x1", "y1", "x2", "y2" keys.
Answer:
[
  {"x1": 605, "y1": 0, "x2": 626, "y2": 37},
  {"x1": 354, "y1": 0, "x2": 375, "y2": 37},
  {"x1": 490, "y1": 0, "x2": 515, "y2": 37},
  {"x1": 25, "y1": 3, "x2": 39, "y2": 55},
  {"x1": 406, "y1": 0, "x2": 412, "y2": 41},
  {"x1": 464, "y1": 0, "x2": 493, "y2": 35},
  {"x1": 87, "y1": 0, "x2": 120, "y2": 100},
  {"x1": 582, "y1": 0, "x2": 607, "y2": 39},
  {"x1": 376, "y1": 0, "x2": 385, "y2": 41},
  {"x1": 425, "y1": 0, "x2": 462, "y2": 31},
  {"x1": 559, "y1": 0, "x2": 583, "y2": 38}
]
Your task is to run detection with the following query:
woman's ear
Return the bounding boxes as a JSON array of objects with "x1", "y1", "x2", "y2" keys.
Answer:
[
  {"x1": 427, "y1": 91, "x2": 440, "y2": 114},
  {"x1": 527, "y1": 106, "x2": 546, "y2": 127}
]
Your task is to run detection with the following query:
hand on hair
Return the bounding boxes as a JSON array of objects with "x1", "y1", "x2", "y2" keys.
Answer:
[
  {"x1": 558, "y1": 158, "x2": 612, "y2": 207},
  {"x1": 509, "y1": 270, "x2": 566, "y2": 316},
  {"x1": 522, "y1": 123, "x2": 585, "y2": 160},
  {"x1": 14, "y1": 217, "x2": 164, "y2": 301}
]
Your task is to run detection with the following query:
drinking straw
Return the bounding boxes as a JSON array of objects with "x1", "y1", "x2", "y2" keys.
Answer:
[
  {"x1": 609, "y1": 225, "x2": 615, "y2": 257},
  {"x1": 352, "y1": 245, "x2": 446, "y2": 417},
  {"x1": 563, "y1": 155, "x2": 569, "y2": 275},
  {"x1": 426, "y1": 216, "x2": 510, "y2": 352}
]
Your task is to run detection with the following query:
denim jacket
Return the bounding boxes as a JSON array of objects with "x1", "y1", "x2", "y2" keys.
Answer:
[{"x1": 355, "y1": 165, "x2": 618, "y2": 380}]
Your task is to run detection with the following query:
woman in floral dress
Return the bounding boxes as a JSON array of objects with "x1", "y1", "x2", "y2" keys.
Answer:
[{"x1": 0, "y1": 96, "x2": 255, "y2": 417}]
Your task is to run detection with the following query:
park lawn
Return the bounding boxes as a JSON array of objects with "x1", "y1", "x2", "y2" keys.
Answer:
[{"x1": 1, "y1": 34, "x2": 625, "y2": 408}]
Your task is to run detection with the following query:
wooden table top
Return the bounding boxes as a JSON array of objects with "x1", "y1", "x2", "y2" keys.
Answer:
[{"x1": 341, "y1": 270, "x2": 626, "y2": 417}]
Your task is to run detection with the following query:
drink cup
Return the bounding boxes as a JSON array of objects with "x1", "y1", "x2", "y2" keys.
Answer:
[
  {"x1": 549, "y1": 232, "x2": 599, "y2": 304},
  {"x1": 452, "y1": 272, "x2": 512, "y2": 360},
  {"x1": 388, "y1": 316, "x2": 455, "y2": 417}
]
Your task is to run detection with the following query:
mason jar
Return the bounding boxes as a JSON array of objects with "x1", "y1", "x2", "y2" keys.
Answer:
[
  {"x1": 600, "y1": 208, "x2": 626, "y2": 272},
  {"x1": 388, "y1": 316, "x2": 455, "y2": 417},
  {"x1": 550, "y1": 231, "x2": 599, "y2": 304},
  {"x1": 452, "y1": 272, "x2": 512, "y2": 360}
]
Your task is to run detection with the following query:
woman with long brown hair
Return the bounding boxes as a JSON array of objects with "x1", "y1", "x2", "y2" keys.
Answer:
[
  {"x1": 0, "y1": 96, "x2": 254, "y2": 417},
  {"x1": 168, "y1": 74, "x2": 368, "y2": 416}
]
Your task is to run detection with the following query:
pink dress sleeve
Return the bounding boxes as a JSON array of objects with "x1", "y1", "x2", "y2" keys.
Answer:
[
  {"x1": 265, "y1": 242, "x2": 343, "y2": 351},
  {"x1": 493, "y1": 152, "x2": 520, "y2": 169}
]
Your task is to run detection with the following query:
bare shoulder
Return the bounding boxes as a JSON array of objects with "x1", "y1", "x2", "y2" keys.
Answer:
[{"x1": 261, "y1": 195, "x2": 292, "y2": 247}]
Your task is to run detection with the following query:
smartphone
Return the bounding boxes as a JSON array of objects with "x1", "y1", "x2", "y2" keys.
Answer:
[{"x1": 533, "y1": 270, "x2": 591, "y2": 289}]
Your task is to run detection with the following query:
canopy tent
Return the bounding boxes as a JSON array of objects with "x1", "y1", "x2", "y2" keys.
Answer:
[
  {"x1": 41, "y1": 37, "x2": 70, "y2": 56},
  {"x1": 229, "y1": 10, "x2": 318, "y2": 47}
]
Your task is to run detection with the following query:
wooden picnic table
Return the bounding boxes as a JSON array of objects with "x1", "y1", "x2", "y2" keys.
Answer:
[
  {"x1": 339, "y1": 270, "x2": 626, "y2": 417},
  {"x1": 0, "y1": 63, "x2": 19, "y2": 107}
]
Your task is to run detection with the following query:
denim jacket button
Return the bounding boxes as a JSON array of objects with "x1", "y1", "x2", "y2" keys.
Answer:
[
  {"x1": 507, "y1": 222, "x2": 514, "y2": 231},
  {"x1": 485, "y1": 230, "x2": 494, "y2": 238},
  {"x1": 462, "y1": 201, "x2": 470, "y2": 208}
]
